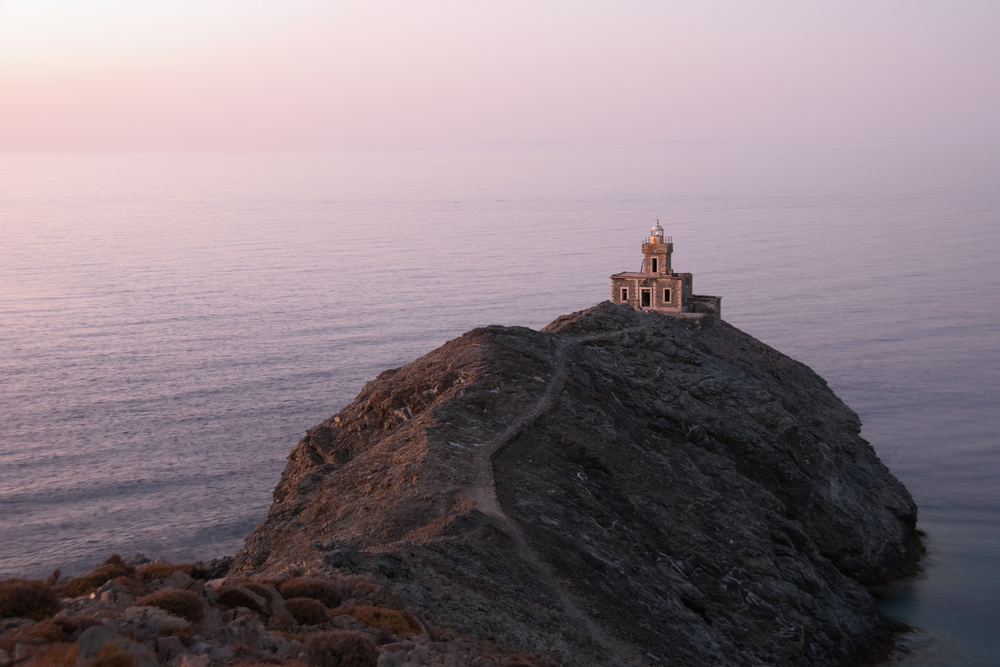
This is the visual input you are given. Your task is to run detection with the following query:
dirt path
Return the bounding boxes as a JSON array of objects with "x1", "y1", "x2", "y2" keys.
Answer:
[{"x1": 469, "y1": 326, "x2": 650, "y2": 665}]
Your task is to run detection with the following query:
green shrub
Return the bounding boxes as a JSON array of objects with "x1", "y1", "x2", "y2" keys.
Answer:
[
  {"x1": 0, "y1": 577, "x2": 61, "y2": 621},
  {"x1": 278, "y1": 577, "x2": 342, "y2": 608},
  {"x1": 134, "y1": 589, "x2": 204, "y2": 624},
  {"x1": 284, "y1": 597, "x2": 328, "y2": 625},
  {"x1": 305, "y1": 630, "x2": 377, "y2": 667},
  {"x1": 64, "y1": 555, "x2": 135, "y2": 598}
]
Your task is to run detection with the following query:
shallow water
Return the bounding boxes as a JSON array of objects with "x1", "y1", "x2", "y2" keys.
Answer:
[{"x1": 1, "y1": 146, "x2": 998, "y2": 664}]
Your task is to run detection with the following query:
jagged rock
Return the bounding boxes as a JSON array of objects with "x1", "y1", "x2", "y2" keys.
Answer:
[
  {"x1": 252, "y1": 583, "x2": 298, "y2": 630},
  {"x1": 157, "y1": 635, "x2": 187, "y2": 662},
  {"x1": 0, "y1": 618, "x2": 34, "y2": 633},
  {"x1": 208, "y1": 644, "x2": 236, "y2": 662},
  {"x1": 258, "y1": 628, "x2": 292, "y2": 655},
  {"x1": 232, "y1": 302, "x2": 921, "y2": 666},
  {"x1": 78, "y1": 624, "x2": 158, "y2": 667},
  {"x1": 162, "y1": 569, "x2": 195, "y2": 591},
  {"x1": 214, "y1": 582, "x2": 268, "y2": 615},
  {"x1": 97, "y1": 580, "x2": 129, "y2": 597},
  {"x1": 193, "y1": 556, "x2": 233, "y2": 581},
  {"x1": 123, "y1": 604, "x2": 192, "y2": 629}
]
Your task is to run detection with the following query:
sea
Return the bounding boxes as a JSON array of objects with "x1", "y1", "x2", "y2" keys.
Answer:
[{"x1": 1, "y1": 145, "x2": 998, "y2": 665}]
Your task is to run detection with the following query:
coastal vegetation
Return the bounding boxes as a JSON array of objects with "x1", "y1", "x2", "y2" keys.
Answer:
[{"x1": 0, "y1": 554, "x2": 555, "y2": 666}]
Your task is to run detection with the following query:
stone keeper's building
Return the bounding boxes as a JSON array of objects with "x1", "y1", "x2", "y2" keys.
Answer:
[{"x1": 610, "y1": 221, "x2": 721, "y2": 322}]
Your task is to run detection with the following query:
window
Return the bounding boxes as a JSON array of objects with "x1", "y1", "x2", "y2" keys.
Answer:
[
  {"x1": 651, "y1": 258, "x2": 658, "y2": 272},
  {"x1": 641, "y1": 289, "x2": 651, "y2": 308},
  {"x1": 663, "y1": 288, "x2": 671, "y2": 303},
  {"x1": 621, "y1": 288, "x2": 628, "y2": 301}
]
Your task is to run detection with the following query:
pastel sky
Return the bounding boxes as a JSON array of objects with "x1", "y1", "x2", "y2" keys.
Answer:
[{"x1": 1, "y1": 1, "x2": 998, "y2": 150}]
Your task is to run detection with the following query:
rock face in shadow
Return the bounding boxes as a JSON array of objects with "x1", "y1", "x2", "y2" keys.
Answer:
[{"x1": 232, "y1": 302, "x2": 921, "y2": 667}]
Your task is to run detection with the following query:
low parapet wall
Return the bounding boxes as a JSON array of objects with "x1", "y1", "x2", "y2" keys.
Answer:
[{"x1": 689, "y1": 294, "x2": 722, "y2": 324}]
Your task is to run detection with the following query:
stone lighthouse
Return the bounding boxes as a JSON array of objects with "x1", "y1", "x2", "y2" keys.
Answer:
[{"x1": 610, "y1": 221, "x2": 721, "y2": 321}]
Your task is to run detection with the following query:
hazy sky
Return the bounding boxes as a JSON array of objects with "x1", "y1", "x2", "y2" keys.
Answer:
[{"x1": 1, "y1": 1, "x2": 998, "y2": 150}]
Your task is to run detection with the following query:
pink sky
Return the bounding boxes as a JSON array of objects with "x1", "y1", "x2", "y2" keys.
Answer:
[{"x1": 1, "y1": 1, "x2": 998, "y2": 151}]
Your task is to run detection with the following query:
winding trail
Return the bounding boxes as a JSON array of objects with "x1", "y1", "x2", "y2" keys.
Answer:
[{"x1": 467, "y1": 326, "x2": 650, "y2": 665}]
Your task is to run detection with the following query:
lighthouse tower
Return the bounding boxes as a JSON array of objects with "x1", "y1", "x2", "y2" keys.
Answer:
[
  {"x1": 609, "y1": 221, "x2": 721, "y2": 322},
  {"x1": 642, "y1": 220, "x2": 672, "y2": 274}
]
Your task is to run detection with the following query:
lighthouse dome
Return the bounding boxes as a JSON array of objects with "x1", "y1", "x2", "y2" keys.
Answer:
[{"x1": 649, "y1": 219, "x2": 665, "y2": 243}]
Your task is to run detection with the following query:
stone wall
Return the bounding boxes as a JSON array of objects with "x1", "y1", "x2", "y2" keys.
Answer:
[
  {"x1": 610, "y1": 274, "x2": 691, "y2": 311},
  {"x1": 690, "y1": 294, "x2": 722, "y2": 323}
]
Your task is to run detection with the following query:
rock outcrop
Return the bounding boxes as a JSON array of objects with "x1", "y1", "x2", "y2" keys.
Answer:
[{"x1": 233, "y1": 302, "x2": 921, "y2": 667}]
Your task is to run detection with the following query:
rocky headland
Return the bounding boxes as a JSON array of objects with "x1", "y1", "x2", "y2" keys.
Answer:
[
  {"x1": 0, "y1": 303, "x2": 922, "y2": 667},
  {"x1": 233, "y1": 302, "x2": 921, "y2": 666}
]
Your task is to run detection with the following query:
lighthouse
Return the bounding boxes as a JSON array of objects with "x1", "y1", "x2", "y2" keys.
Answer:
[
  {"x1": 642, "y1": 220, "x2": 672, "y2": 275},
  {"x1": 610, "y1": 221, "x2": 721, "y2": 321}
]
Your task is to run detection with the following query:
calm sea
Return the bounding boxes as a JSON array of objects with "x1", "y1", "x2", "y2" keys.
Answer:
[{"x1": 1, "y1": 146, "x2": 998, "y2": 665}]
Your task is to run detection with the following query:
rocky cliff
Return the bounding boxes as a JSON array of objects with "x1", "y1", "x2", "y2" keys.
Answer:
[{"x1": 232, "y1": 302, "x2": 921, "y2": 667}]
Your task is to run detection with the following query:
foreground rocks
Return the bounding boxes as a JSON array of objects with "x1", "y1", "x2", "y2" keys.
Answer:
[
  {"x1": 232, "y1": 303, "x2": 922, "y2": 667},
  {"x1": 0, "y1": 554, "x2": 552, "y2": 666}
]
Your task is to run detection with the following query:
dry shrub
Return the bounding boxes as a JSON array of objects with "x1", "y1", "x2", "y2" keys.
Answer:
[
  {"x1": 0, "y1": 618, "x2": 62, "y2": 651},
  {"x1": 355, "y1": 586, "x2": 406, "y2": 611},
  {"x1": 331, "y1": 605, "x2": 420, "y2": 636},
  {"x1": 136, "y1": 562, "x2": 192, "y2": 580},
  {"x1": 225, "y1": 641, "x2": 255, "y2": 662},
  {"x1": 88, "y1": 643, "x2": 137, "y2": 667},
  {"x1": 58, "y1": 615, "x2": 104, "y2": 636},
  {"x1": 278, "y1": 577, "x2": 342, "y2": 608},
  {"x1": 284, "y1": 597, "x2": 328, "y2": 625},
  {"x1": 65, "y1": 555, "x2": 135, "y2": 598},
  {"x1": 305, "y1": 630, "x2": 377, "y2": 667},
  {"x1": 228, "y1": 575, "x2": 283, "y2": 588},
  {"x1": 3, "y1": 615, "x2": 106, "y2": 651},
  {"x1": 111, "y1": 576, "x2": 144, "y2": 596},
  {"x1": 333, "y1": 575, "x2": 377, "y2": 601},
  {"x1": 21, "y1": 642, "x2": 79, "y2": 667},
  {"x1": 134, "y1": 589, "x2": 204, "y2": 624},
  {"x1": 333, "y1": 575, "x2": 405, "y2": 610},
  {"x1": 0, "y1": 577, "x2": 61, "y2": 620}
]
